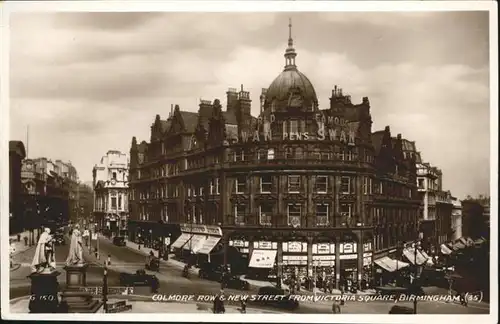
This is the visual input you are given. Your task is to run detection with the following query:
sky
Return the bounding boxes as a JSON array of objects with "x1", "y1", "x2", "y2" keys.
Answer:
[{"x1": 8, "y1": 11, "x2": 491, "y2": 199}]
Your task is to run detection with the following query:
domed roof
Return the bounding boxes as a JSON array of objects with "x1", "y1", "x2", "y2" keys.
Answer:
[
  {"x1": 264, "y1": 18, "x2": 318, "y2": 106},
  {"x1": 266, "y1": 69, "x2": 317, "y2": 103}
]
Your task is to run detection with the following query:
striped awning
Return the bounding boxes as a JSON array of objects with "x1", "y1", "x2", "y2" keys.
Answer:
[
  {"x1": 171, "y1": 233, "x2": 192, "y2": 249},
  {"x1": 374, "y1": 256, "x2": 409, "y2": 272},
  {"x1": 403, "y1": 247, "x2": 428, "y2": 266}
]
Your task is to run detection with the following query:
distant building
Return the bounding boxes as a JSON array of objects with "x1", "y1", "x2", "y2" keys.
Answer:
[
  {"x1": 20, "y1": 157, "x2": 77, "y2": 230},
  {"x1": 413, "y1": 155, "x2": 454, "y2": 252},
  {"x1": 461, "y1": 197, "x2": 489, "y2": 240},
  {"x1": 9, "y1": 141, "x2": 26, "y2": 234},
  {"x1": 451, "y1": 198, "x2": 462, "y2": 241},
  {"x1": 92, "y1": 150, "x2": 129, "y2": 235}
]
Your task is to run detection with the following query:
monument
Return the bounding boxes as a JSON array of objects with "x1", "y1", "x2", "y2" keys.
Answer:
[
  {"x1": 28, "y1": 227, "x2": 61, "y2": 313},
  {"x1": 61, "y1": 224, "x2": 102, "y2": 313}
]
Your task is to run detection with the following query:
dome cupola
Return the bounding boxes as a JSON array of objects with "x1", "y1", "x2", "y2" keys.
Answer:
[{"x1": 264, "y1": 19, "x2": 318, "y2": 110}]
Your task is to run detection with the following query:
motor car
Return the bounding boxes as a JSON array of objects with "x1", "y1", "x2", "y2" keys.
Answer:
[
  {"x1": 113, "y1": 236, "x2": 126, "y2": 247},
  {"x1": 119, "y1": 270, "x2": 159, "y2": 293},
  {"x1": 198, "y1": 263, "x2": 249, "y2": 290},
  {"x1": 389, "y1": 305, "x2": 414, "y2": 314},
  {"x1": 255, "y1": 286, "x2": 299, "y2": 310},
  {"x1": 145, "y1": 256, "x2": 160, "y2": 272}
]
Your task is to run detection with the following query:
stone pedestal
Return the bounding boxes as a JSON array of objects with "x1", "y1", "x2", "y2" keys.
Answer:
[
  {"x1": 28, "y1": 270, "x2": 61, "y2": 313},
  {"x1": 61, "y1": 263, "x2": 102, "y2": 313},
  {"x1": 64, "y1": 263, "x2": 88, "y2": 289}
]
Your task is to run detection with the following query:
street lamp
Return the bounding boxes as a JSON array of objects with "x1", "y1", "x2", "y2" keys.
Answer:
[
  {"x1": 413, "y1": 232, "x2": 423, "y2": 314},
  {"x1": 103, "y1": 266, "x2": 108, "y2": 313}
]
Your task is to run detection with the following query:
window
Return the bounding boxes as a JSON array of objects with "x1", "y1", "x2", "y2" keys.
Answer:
[
  {"x1": 118, "y1": 195, "x2": 122, "y2": 210},
  {"x1": 258, "y1": 149, "x2": 267, "y2": 160},
  {"x1": 418, "y1": 179, "x2": 424, "y2": 189},
  {"x1": 312, "y1": 151, "x2": 321, "y2": 160},
  {"x1": 337, "y1": 149, "x2": 345, "y2": 161},
  {"x1": 346, "y1": 150, "x2": 353, "y2": 161},
  {"x1": 285, "y1": 147, "x2": 293, "y2": 159},
  {"x1": 363, "y1": 177, "x2": 369, "y2": 195},
  {"x1": 316, "y1": 204, "x2": 329, "y2": 225},
  {"x1": 288, "y1": 175, "x2": 301, "y2": 193},
  {"x1": 111, "y1": 197, "x2": 117, "y2": 209},
  {"x1": 234, "y1": 149, "x2": 244, "y2": 162},
  {"x1": 199, "y1": 186, "x2": 204, "y2": 196},
  {"x1": 340, "y1": 176, "x2": 351, "y2": 194},
  {"x1": 216, "y1": 178, "x2": 220, "y2": 194},
  {"x1": 295, "y1": 147, "x2": 304, "y2": 159},
  {"x1": 210, "y1": 180, "x2": 214, "y2": 195},
  {"x1": 259, "y1": 204, "x2": 272, "y2": 225},
  {"x1": 287, "y1": 204, "x2": 301, "y2": 226},
  {"x1": 340, "y1": 204, "x2": 352, "y2": 225},
  {"x1": 112, "y1": 172, "x2": 117, "y2": 180},
  {"x1": 289, "y1": 120, "x2": 299, "y2": 133},
  {"x1": 234, "y1": 205, "x2": 245, "y2": 225},
  {"x1": 260, "y1": 176, "x2": 272, "y2": 193},
  {"x1": 236, "y1": 176, "x2": 246, "y2": 194},
  {"x1": 321, "y1": 152, "x2": 330, "y2": 160},
  {"x1": 267, "y1": 148, "x2": 275, "y2": 160},
  {"x1": 163, "y1": 205, "x2": 169, "y2": 222},
  {"x1": 315, "y1": 176, "x2": 328, "y2": 193},
  {"x1": 187, "y1": 187, "x2": 192, "y2": 197}
]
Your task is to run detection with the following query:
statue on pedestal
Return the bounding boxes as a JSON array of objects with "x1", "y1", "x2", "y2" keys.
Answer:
[
  {"x1": 66, "y1": 224, "x2": 85, "y2": 266},
  {"x1": 31, "y1": 227, "x2": 56, "y2": 274}
]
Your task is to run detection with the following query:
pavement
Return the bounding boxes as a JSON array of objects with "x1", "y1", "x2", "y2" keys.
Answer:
[{"x1": 9, "y1": 295, "x2": 284, "y2": 314}]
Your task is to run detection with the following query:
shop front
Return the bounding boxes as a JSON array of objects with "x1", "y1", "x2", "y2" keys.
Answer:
[
  {"x1": 229, "y1": 239, "x2": 251, "y2": 273},
  {"x1": 362, "y1": 242, "x2": 373, "y2": 288},
  {"x1": 338, "y1": 242, "x2": 358, "y2": 289},
  {"x1": 311, "y1": 242, "x2": 336, "y2": 288},
  {"x1": 248, "y1": 241, "x2": 278, "y2": 280},
  {"x1": 282, "y1": 241, "x2": 308, "y2": 280}
]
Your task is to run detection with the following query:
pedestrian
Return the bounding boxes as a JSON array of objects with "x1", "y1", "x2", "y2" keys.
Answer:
[
  {"x1": 240, "y1": 295, "x2": 247, "y2": 313},
  {"x1": 328, "y1": 278, "x2": 334, "y2": 294},
  {"x1": 24, "y1": 236, "x2": 28, "y2": 246},
  {"x1": 332, "y1": 301, "x2": 341, "y2": 314},
  {"x1": 459, "y1": 292, "x2": 468, "y2": 307}
]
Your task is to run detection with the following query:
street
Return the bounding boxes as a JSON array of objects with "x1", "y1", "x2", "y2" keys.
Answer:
[{"x1": 10, "y1": 234, "x2": 489, "y2": 314}]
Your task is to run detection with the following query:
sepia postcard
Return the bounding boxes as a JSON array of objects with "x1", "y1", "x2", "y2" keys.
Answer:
[{"x1": 1, "y1": 1, "x2": 497, "y2": 323}]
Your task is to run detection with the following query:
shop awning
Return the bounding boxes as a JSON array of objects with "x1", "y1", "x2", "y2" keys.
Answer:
[
  {"x1": 193, "y1": 236, "x2": 221, "y2": 254},
  {"x1": 474, "y1": 237, "x2": 486, "y2": 245},
  {"x1": 171, "y1": 233, "x2": 192, "y2": 249},
  {"x1": 374, "y1": 256, "x2": 409, "y2": 272},
  {"x1": 184, "y1": 234, "x2": 206, "y2": 251},
  {"x1": 441, "y1": 243, "x2": 453, "y2": 255},
  {"x1": 403, "y1": 247, "x2": 428, "y2": 266},
  {"x1": 452, "y1": 241, "x2": 466, "y2": 250},
  {"x1": 248, "y1": 249, "x2": 277, "y2": 269}
]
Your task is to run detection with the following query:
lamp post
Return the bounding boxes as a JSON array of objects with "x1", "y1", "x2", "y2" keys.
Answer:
[
  {"x1": 103, "y1": 266, "x2": 108, "y2": 313},
  {"x1": 413, "y1": 232, "x2": 423, "y2": 314}
]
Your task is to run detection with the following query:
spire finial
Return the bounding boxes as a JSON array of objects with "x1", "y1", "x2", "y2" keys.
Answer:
[{"x1": 284, "y1": 17, "x2": 297, "y2": 70}]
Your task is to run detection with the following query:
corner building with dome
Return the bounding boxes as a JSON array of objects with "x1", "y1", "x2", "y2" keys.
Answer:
[{"x1": 128, "y1": 23, "x2": 422, "y2": 289}]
